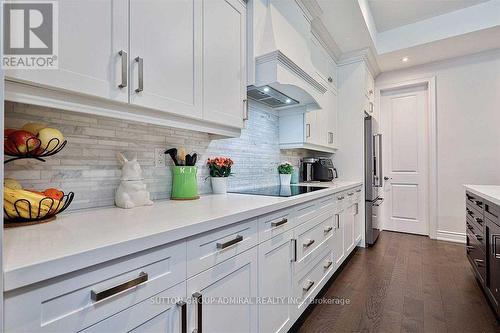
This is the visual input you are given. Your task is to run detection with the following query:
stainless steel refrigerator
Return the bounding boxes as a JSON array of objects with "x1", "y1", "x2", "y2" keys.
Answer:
[{"x1": 365, "y1": 115, "x2": 383, "y2": 246}]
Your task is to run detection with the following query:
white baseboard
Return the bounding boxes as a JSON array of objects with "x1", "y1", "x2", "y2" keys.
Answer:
[{"x1": 436, "y1": 230, "x2": 466, "y2": 244}]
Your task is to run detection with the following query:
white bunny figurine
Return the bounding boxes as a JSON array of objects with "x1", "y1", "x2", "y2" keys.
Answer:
[{"x1": 115, "y1": 152, "x2": 154, "y2": 209}]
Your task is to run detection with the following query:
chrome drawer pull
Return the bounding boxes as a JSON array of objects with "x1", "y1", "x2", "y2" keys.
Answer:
[
  {"x1": 324, "y1": 260, "x2": 333, "y2": 269},
  {"x1": 91, "y1": 271, "x2": 148, "y2": 302},
  {"x1": 337, "y1": 196, "x2": 345, "y2": 200},
  {"x1": 475, "y1": 234, "x2": 483, "y2": 241},
  {"x1": 303, "y1": 239, "x2": 315, "y2": 248},
  {"x1": 291, "y1": 239, "x2": 297, "y2": 262},
  {"x1": 475, "y1": 200, "x2": 483, "y2": 207},
  {"x1": 356, "y1": 189, "x2": 361, "y2": 193},
  {"x1": 192, "y1": 293, "x2": 202, "y2": 333},
  {"x1": 324, "y1": 226, "x2": 333, "y2": 234},
  {"x1": 475, "y1": 217, "x2": 483, "y2": 224},
  {"x1": 347, "y1": 193, "x2": 354, "y2": 196},
  {"x1": 118, "y1": 50, "x2": 127, "y2": 88},
  {"x1": 271, "y1": 218, "x2": 288, "y2": 227},
  {"x1": 216, "y1": 235, "x2": 243, "y2": 249},
  {"x1": 177, "y1": 301, "x2": 187, "y2": 333},
  {"x1": 474, "y1": 258, "x2": 485, "y2": 267},
  {"x1": 303, "y1": 280, "x2": 315, "y2": 292}
]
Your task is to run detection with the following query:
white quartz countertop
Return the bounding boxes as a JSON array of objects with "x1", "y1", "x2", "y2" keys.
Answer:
[
  {"x1": 464, "y1": 185, "x2": 500, "y2": 206},
  {"x1": 4, "y1": 181, "x2": 362, "y2": 291}
]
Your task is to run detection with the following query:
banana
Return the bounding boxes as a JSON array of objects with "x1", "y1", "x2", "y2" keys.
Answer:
[
  {"x1": 4, "y1": 199, "x2": 34, "y2": 219},
  {"x1": 4, "y1": 187, "x2": 52, "y2": 216}
]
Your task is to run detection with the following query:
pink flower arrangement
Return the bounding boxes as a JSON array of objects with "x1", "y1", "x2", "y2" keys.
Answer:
[{"x1": 206, "y1": 157, "x2": 234, "y2": 177}]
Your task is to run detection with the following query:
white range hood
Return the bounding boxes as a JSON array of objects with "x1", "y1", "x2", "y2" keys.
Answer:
[{"x1": 248, "y1": 0, "x2": 326, "y2": 109}]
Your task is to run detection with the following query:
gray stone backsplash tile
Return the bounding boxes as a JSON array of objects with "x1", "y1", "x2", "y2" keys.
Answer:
[{"x1": 5, "y1": 101, "x2": 313, "y2": 211}]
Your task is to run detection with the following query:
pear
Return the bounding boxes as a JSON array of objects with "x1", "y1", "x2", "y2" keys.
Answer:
[
  {"x1": 22, "y1": 122, "x2": 46, "y2": 135},
  {"x1": 37, "y1": 127, "x2": 64, "y2": 151}
]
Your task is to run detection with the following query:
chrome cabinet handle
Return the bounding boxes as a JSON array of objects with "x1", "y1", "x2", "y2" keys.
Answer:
[
  {"x1": 475, "y1": 200, "x2": 483, "y2": 207},
  {"x1": 303, "y1": 239, "x2": 315, "y2": 248},
  {"x1": 354, "y1": 203, "x2": 359, "y2": 215},
  {"x1": 356, "y1": 189, "x2": 362, "y2": 193},
  {"x1": 493, "y1": 235, "x2": 500, "y2": 259},
  {"x1": 243, "y1": 99, "x2": 249, "y2": 121},
  {"x1": 337, "y1": 196, "x2": 345, "y2": 200},
  {"x1": 192, "y1": 293, "x2": 202, "y2": 333},
  {"x1": 303, "y1": 280, "x2": 315, "y2": 292},
  {"x1": 475, "y1": 217, "x2": 483, "y2": 224},
  {"x1": 347, "y1": 192, "x2": 354, "y2": 196},
  {"x1": 291, "y1": 239, "x2": 297, "y2": 262},
  {"x1": 324, "y1": 226, "x2": 333, "y2": 234},
  {"x1": 271, "y1": 218, "x2": 288, "y2": 227},
  {"x1": 466, "y1": 245, "x2": 474, "y2": 253},
  {"x1": 466, "y1": 209, "x2": 474, "y2": 216},
  {"x1": 118, "y1": 50, "x2": 127, "y2": 88},
  {"x1": 177, "y1": 301, "x2": 187, "y2": 333},
  {"x1": 135, "y1": 56, "x2": 144, "y2": 93},
  {"x1": 324, "y1": 260, "x2": 333, "y2": 269},
  {"x1": 216, "y1": 235, "x2": 243, "y2": 249},
  {"x1": 306, "y1": 124, "x2": 311, "y2": 138},
  {"x1": 91, "y1": 271, "x2": 148, "y2": 302},
  {"x1": 475, "y1": 234, "x2": 483, "y2": 241},
  {"x1": 335, "y1": 214, "x2": 340, "y2": 229},
  {"x1": 474, "y1": 258, "x2": 485, "y2": 267},
  {"x1": 328, "y1": 76, "x2": 333, "y2": 83},
  {"x1": 328, "y1": 132, "x2": 333, "y2": 144}
]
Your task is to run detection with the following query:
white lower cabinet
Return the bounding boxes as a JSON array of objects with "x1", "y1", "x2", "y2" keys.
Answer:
[
  {"x1": 81, "y1": 282, "x2": 186, "y2": 333},
  {"x1": 4, "y1": 187, "x2": 363, "y2": 333},
  {"x1": 187, "y1": 247, "x2": 258, "y2": 333},
  {"x1": 258, "y1": 230, "x2": 294, "y2": 333}
]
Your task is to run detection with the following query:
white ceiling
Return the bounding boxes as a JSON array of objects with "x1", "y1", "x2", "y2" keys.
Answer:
[
  {"x1": 312, "y1": 0, "x2": 500, "y2": 72},
  {"x1": 368, "y1": 0, "x2": 490, "y2": 32}
]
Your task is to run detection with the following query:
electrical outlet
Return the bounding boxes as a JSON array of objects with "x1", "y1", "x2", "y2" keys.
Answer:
[{"x1": 154, "y1": 148, "x2": 166, "y2": 167}]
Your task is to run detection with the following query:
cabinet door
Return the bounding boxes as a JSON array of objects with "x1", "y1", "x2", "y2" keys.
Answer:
[
  {"x1": 258, "y1": 231, "x2": 294, "y2": 333},
  {"x1": 129, "y1": 0, "x2": 202, "y2": 119},
  {"x1": 323, "y1": 90, "x2": 338, "y2": 148},
  {"x1": 305, "y1": 111, "x2": 319, "y2": 145},
  {"x1": 187, "y1": 248, "x2": 258, "y2": 333},
  {"x1": 5, "y1": 0, "x2": 129, "y2": 102},
  {"x1": 332, "y1": 210, "x2": 345, "y2": 267},
  {"x1": 203, "y1": 0, "x2": 246, "y2": 128},
  {"x1": 344, "y1": 204, "x2": 355, "y2": 254},
  {"x1": 81, "y1": 282, "x2": 186, "y2": 333}
]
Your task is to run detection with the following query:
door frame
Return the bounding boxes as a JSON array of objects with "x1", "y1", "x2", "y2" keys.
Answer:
[{"x1": 375, "y1": 76, "x2": 437, "y2": 239}]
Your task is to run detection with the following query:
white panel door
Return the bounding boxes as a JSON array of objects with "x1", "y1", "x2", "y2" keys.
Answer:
[
  {"x1": 129, "y1": 0, "x2": 202, "y2": 119},
  {"x1": 187, "y1": 248, "x2": 258, "y2": 333},
  {"x1": 258, "y1": 231, "x2": 294, "y2": 333},
  {"x1": 332, "y1": 210, "x2": 344, "y2": 267},
  {"x1": 5, "y1": 0, "x2": 129, "y2": 102},
  {"x1": 203, "y1": 0, "x2": 245, "y2": 128},
  {"x1": 381, "y1": 85, "x2": 429, "y2": 235},
  {"x1": 343, "y1": 205, "x2": 355, "y2": 254}
]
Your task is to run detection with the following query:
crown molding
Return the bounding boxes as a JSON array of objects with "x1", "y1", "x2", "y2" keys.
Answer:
[{"x1": 338, "y1": 48, "x2": 381, "y2": 77}]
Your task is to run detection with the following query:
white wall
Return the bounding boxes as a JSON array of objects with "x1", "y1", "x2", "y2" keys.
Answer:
[{"x1": 376, "y1": 49, "x2": 500, "y2": 236}]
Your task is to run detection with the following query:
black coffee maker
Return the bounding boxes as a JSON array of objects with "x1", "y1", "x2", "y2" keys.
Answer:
[{"x1": 312, "y1": 158, "x2": 338, "y2": 182}]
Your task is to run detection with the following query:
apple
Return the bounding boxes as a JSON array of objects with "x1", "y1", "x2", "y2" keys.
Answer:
[
  {"x1": 22, "y1": 122, "x2": 46, "y2": 135},
  {"x1": 7, "y1": 130, "x2": 40, "y2": 153},
  {"x1": 4, "y1": 129, "x2": 19, "y2": 154},
  {"x1": 37, "y1": 127, "x2": 64, "y2": 152},
  {"x1": 4, "y1": 178, "x2": 22, "y2": 190}
]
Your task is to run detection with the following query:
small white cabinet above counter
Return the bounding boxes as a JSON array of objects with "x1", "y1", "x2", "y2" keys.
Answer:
[{"x1": 5, "y1": 0, "x2": 247, "y2": 137}]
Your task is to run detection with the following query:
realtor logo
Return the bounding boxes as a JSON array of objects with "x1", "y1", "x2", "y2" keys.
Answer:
[{"x1": 2, "y1": 1, "x2": 58, "y2": 69}]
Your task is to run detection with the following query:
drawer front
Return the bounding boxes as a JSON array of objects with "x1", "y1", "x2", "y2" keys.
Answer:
[
  {"x1": 5, "y1": 241, "x2": 186, "y2": 332},
  {"x1": 335, "y1": 191, "x2": 349, "y2": 210},
  {"x1": 485, "y1": 200, "x2": 500, "y2": 226},
  {"x1": 466, "y1": 207, "x2": 484, "y2": 232},
  {"x1": 466, "y1": 230, "x2": 486, "y2": 283},
  {"x1": 259, "y1": 208, "x2": 293, "y2": 242},
  {"x1": 466, "y1": 191, "x2": 485, "y2": 212},
  {"x1": 81, "y1": 281, "x2": 186, "y2": 333},
  {"x1": 187, "y1": 218, "x2": 258, "y2": 277},
  {"x1": 294, "y1": 209, "x2": 335, "y2": 273},
  {"x1": 295, "y1": 246, "x2": 334, "y2": 313},
  {"x1": 293, "y1": 200, "x2": 320, "y2": 226},
  {"x1": 466, "y1": 220, "x2": 485, "y2": 251},
  {"x1": 345, "y1": 188, "x2": 357, "y2": 205},
  {"x1": 353, "y1": 186, "x2": 362, "y2": 202}
]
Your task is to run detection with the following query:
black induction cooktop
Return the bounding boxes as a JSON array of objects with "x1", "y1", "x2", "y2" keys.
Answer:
[{"x1": 229, "y1": 185, "x2": 328, "y2": 197}]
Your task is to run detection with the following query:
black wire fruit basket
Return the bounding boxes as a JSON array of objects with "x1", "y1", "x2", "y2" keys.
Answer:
[
  {"x1": 4, "y1": 136, "x2": 67, "y2": 164},
  {"x1": 4, "y1": 191, "x2": 75, "y2": 227}
]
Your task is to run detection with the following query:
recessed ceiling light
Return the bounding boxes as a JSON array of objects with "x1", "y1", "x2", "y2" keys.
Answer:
[
  {"x1": 263, "y1": 87, "x2": 270, "y2": 92},
  {"x1": 401, "y1": 57, "x2": 409, "y2": 63}
]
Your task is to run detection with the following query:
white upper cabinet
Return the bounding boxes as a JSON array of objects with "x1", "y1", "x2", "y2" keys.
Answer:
[
  {"x1": 5, "y1": 0, "x2": 129, "y2": 103},
  {"x1": 310, "y1": 36, "x2": 336, "y2": 90},
  {"x1": 129, "y1": 0, "x2": 202, "y2": 119},
  {"x1": 202, "y1": 0, "x2": 246, "y2": 128}
]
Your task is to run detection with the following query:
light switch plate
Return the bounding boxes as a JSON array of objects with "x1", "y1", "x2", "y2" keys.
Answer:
[{"x1": 154, "y1": 148, "x2": 166, "y2": 167}]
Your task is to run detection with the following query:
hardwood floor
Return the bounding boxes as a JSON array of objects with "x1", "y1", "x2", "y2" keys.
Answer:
[{"x1": 296, "y1": 231, "x2": 500, "y2": 333}]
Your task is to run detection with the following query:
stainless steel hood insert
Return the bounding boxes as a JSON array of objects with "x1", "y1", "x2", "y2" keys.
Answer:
[{"x1": 247, "y1": 85, "x2": 299, "y2": 108}]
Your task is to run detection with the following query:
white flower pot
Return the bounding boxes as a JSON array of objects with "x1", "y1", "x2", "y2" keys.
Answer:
[
  {"x1": 211, "y1": 177, "x2": 228, "y2": 194},
  {"x1": 279, "y1": 174, "x2": 292, "y2": 186}
]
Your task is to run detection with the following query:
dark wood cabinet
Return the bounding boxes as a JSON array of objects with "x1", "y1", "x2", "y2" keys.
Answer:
[{"x1": 466, "y1": 191, "x2": 500, "y2": 318}]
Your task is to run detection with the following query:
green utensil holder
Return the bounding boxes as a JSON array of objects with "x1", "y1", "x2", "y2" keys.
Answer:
[{"x1": 171, "y1": 166, "x2": 199, "y2": 200}]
